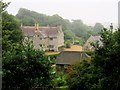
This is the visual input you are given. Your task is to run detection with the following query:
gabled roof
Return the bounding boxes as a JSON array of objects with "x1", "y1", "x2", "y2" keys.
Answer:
[
  {"x1": 21, "y1": 26, "x2": 62, "y2": 37},
  {"x1": 56, "y1": 51, "x2": 89, "y2": 65},
  {"x1": 83, "y1": 35, "x2": 102, "y2": 50}
]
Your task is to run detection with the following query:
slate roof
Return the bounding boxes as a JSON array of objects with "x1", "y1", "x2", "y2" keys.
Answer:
[
  {"x1": 21, "y1": 26, "x2": 35, "y2": 36},
  {"x1": 40, "y1": 27, "x2": 59, "y2": 37},
  {"x1": 56, "y1": 51, "x2": 89, "y2": 65},
  {"x1": 21, "y1": 26, "x2": 60, "y2": 37}
]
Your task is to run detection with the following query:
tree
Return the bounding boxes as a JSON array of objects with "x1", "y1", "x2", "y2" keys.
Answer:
[
  {"x1": 2, "y1": 40, "x2": 51, "y2": 89},
  {"x1": 67, "y1": 28, "x2": 120, "y2": 90},
  {"x1": 64, "y1": 29, "x2": 76, "y2": 40},
  {"x1": 71, "y1": 20, "x2": 92, "y2": 42},
  {"x1": 2, "y1": 2, "x2": 52, "y2": 89},
  {"x1": 93, "y1": 23, "x2": 104, "y2": 35},
  {"x1": 2, "y1": 11, "x2": 23, "y2": 52},
  {"x1": 92, "y1": 28, "x2": 120, "y2": 89}
]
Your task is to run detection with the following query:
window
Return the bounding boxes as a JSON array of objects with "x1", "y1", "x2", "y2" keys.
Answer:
[
  {"x1": 40, "y1": 38, "x2": 42, "y2": 40},
  {"x1": 50, "y1": 38, "x2": 53, "y2": 40},
  {"x1": 48, "y1": 45, "x2": 54, "y2": 48},
  {"x1": 39, "y1": 44, "x2": 42, "y2": 47}
]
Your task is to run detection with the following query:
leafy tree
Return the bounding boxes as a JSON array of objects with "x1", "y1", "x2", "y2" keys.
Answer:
[
  {"x1": 2, "y1": 40, "x2": 51, "y2": 89},
  {"x1": 67, "y1": 28, "x2": 120, "y2": 90},
  {"x1": 92, "y1": 28, "x2": 120, "y2": 89},
  {"x1": 16, "y1": 8, "x2": 67, "y2": 30},
  {"x1": 93, "y1": 23, "x2": 104, "y2": 35},
  {"x1": 2, "y1": 11, "x2": 23, "y2": 52},
  {"x1": 64, "y1": 29, "x2": 76, "y2": 40},
  {"x1": 67, "y1": 59, "x2": 103, "y2": 90},
  {"x1": 0, "y1": 1, "x2": 10, "y2": 90},
  {"x1": 2, "y1": 3, "x2": 52, "y2": 89},
  {"x1": 71, "y1": 20, "x2": 92, "y2": 42}
]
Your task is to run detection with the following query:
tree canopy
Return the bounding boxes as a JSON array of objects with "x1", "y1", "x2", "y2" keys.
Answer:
[
  {"x1": 93, "y1": 23, "x2": 104, "y2": 35},
  {"x1": 2, "y1": 41, "x2": 51, "y2": 89},
  {"x1": 67, "y1": 28, "x2": 120, "y2": 90},
  {"x1": 2, "y1": 2, "x2": 52, "y2": 89}
]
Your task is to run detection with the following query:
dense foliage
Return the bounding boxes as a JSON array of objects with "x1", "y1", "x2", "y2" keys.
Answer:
[
  {"x1": 2, "y1": 2, "x2": 51, "y2": 89},
  {"x1": 2, "y1": 12, "x2": 23, "y2": 49},
  {"x1": 2, "y1": 41, "x2": 51, "y2": 89},
  {"x1": 67, "y1": 28, "x2": 120, "y2": 90},
  {"x1": 2, "y1": 1, "x2": 114, "y2": 89}
]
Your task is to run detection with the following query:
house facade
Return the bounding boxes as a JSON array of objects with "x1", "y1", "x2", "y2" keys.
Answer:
[
  {"x1": 83, "y1": 35, "x2": 102, "y2": 50},
  {"x1": 21, "y1": 24, "x2": 64, "y2": 51}
]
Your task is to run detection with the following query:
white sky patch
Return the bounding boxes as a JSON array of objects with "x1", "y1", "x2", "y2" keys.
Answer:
[{"x1": 4, "y1": 0, "x2": 120, "y2": 26}]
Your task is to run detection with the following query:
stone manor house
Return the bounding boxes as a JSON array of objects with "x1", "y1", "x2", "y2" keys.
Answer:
[{"x1": 21, "y1": 24, "x2": 64, "y2": 51}]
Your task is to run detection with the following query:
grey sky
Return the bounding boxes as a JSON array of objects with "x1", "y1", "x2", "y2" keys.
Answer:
[{"x1": 4, "y1": 0, "x2": 119, "y2": 26}]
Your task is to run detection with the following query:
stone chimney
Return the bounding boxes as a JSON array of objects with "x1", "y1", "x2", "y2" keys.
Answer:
[
  {"x1": 35, "y1": 23, "x2": 37, "y2": 30},
  {"x1": 36, "y1": 23, "x2": 39, "y2": 30}
]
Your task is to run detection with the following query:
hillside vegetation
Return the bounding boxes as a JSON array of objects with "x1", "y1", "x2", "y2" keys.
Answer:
[{"x1": 16, "y1": 8, "x2": 104, "y2": 45}]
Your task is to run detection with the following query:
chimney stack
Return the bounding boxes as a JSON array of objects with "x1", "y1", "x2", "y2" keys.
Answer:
[
  {"x1": 35, "y1": 23, "x2": 37, "y2": 30},
  {"x1": 35, "y1": 23, "x2": 39, "y2": 30},
  {"x1": 36, "y1": 23, "x2": 39, "y2": 30}
]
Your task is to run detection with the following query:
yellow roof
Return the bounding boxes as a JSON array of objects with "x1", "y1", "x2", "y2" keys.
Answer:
[
  {"x1": 45, "y1": 45, "x2": 83, "y2": 55},
  {"x1": 64, "y1": 45, "x2": 83, "y2": 51}
]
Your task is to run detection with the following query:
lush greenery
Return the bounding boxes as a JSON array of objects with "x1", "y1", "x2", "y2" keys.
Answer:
[
  {"x1": 16, "y1": 8, "x2": 104, "y2": 45},
  {"x1": 2, "y1": 41, "x2": 51, "y2": 89},
  {"x1": 2, "y1": 1, "x2": 52, "y2": 89},
  {"x1": 67, "y1": 28, "x2": 120, "y2": 90},
  {"x1": 2, "y1": 1, "x2": 119, "y2": 89}
]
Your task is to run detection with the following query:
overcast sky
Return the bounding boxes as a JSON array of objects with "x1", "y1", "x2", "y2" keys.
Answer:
[{"x1": 4, "y1": 0, "x2": 120, "y2": 26}]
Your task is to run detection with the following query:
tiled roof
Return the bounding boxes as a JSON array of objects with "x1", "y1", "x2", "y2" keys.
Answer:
[
  {"x1": 21, "y1": 26, "x2": 35, "y2": 36},
  {"x1": 56, "y1": 51, "x2": 89, "y2": 65},
  {"x1": 21, "y1": 26, "x2": 60, "y2": 37},
  {"x1": 40, "y1": 27, "x2": 59, "y2": 37}
]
